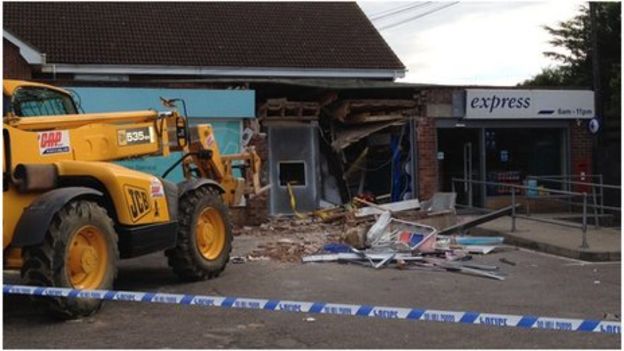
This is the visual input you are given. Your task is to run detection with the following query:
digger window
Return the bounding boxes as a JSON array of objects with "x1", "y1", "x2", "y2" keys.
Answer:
[{"x1": 11, "y1": 87, "x2": 78, "y2": 117}]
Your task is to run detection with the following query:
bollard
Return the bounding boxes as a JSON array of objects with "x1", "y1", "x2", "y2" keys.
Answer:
[{"x1": 580, "y1": 193, "x2": 589, "y2": 249}]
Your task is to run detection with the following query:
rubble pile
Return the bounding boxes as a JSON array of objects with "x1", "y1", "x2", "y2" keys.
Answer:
[
  {"x1": 236, "y1": 217, "x2": 346, "y2": 262},
  {"x1": 233, "y1": 192, "x2": 514, "y2": 280}
]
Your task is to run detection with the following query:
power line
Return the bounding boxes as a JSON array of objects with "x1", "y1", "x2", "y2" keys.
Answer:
[
  {"x1": 378, "y1": 2, "x2": 459, "y2": 31},
  {"x1": 370, "y1": 2, "x2": 433, "y2": 21}
]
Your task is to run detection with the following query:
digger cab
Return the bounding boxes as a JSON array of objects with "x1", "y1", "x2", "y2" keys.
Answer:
[{"x1": 3, "y1": 80, "x2": 79, "y2": 118}]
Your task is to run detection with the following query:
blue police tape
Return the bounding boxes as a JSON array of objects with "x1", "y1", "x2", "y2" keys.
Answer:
[{"x1": 3, "y1": 284, "x2": 620, "y2": 334}]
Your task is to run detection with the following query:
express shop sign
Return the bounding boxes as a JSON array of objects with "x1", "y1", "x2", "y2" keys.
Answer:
[{"x1": 465, "y1": 89, "x2": 594, "y2": 119}]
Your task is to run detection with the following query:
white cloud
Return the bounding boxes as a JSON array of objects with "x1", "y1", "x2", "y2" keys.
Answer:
[{"x1": 358, "y1": 1, "x2": 584, "y2": 85}]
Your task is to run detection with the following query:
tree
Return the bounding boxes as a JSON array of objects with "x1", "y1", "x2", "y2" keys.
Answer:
[{"x1": 519, "y1": 2, "x2": 620, "y2": 120}]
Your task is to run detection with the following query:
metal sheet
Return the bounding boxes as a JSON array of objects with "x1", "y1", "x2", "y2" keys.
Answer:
[{"x1": 268, "y1": 124, "x2": 319, "y2": 215}]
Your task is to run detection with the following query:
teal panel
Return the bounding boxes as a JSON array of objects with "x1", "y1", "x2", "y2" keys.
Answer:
[
  {"x1": 116, "y1": 120, "x2": 241, "y2": 183},
  {"x1": 66, "y1": 86, "x2": 251, "y2": 182},
  {"x1": 66, "y1": 87, "x2": 255, "y2": 118}
]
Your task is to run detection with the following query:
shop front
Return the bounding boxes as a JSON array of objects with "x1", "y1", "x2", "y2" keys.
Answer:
[{"x1": 433, "y1": 88, "x2": 595, "y2": 209}]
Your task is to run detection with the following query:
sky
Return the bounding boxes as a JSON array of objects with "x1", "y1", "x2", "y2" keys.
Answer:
[{"x1": 356, "y1": 1, "x2": 585, "y2": 86}]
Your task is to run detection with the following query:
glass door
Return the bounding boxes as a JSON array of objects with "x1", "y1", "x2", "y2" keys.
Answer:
[{"x1": 437, "y1": 128, "x2": 482, "y2": 207}]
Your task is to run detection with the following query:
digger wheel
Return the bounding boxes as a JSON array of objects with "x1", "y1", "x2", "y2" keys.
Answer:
[
  {"x1": 166, "y1": 186, "x2": 232, "y2": 281},
  {"x1": 21, "y1": 200, "x2": 119, "y2": 319}
]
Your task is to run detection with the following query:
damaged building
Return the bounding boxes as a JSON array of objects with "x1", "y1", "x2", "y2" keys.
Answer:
[{"x1": 3, "y1": 2, "x2": 597, "y2": 222}]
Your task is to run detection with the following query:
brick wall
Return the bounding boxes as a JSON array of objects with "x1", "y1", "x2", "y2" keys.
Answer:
[
  {"x1": 235, "y1": 132, "x2": 269, "y2": 225},
  {"x1": 425, "y1": 88, "x2": 454, "y2": 104},
  {"x1": 3, "y1": 39, "x2": 32, "y2": 80},
  {"x1": 416, "y1": 116, "x2": 438, "y2": 201},
  {"x1": 570, "y1": 121, "x2": 593, "y2": 177}
]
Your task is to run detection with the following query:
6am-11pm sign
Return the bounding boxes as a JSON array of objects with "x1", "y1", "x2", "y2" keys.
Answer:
[{"x1": 465, "y1": 89, "x2": 595, "y2": 119}]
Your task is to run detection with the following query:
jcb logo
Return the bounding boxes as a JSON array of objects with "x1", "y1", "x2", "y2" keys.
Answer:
[{"x1": 124, "y1": 185, "x2": 150, "y2": 222}]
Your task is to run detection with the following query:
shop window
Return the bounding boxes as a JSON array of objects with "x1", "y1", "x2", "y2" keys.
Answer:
[
  {"x1": 279, "y1": 161, "x2": 306, "y2": 187},
  {"x1": 485, "y1": 128, "x2": 563, "y2": 195}
]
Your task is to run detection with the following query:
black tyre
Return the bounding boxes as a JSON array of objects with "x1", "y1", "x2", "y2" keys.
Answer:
[
  {"x1": 166, "y1": 186, "x2": 232, "y2": 281},
  {"x1": 21, "y1": 200, "x2": 119, "y2": 319}
]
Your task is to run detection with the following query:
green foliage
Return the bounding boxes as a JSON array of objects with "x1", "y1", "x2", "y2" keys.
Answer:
[{"x1": 519, "y1": 2, "x2": 621, "y2": 119}]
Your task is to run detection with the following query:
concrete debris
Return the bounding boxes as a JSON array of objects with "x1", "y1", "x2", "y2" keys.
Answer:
[
  {"x1": 341, "y1": 226, "x2": 367, "y2": 249},
  {"x1": 240, "y1": 217, "x2": 344, "y2": 262}
]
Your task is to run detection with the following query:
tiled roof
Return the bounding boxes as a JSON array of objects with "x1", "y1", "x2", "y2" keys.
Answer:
[{"x1": 3, "y1": 2, "x2": 405, "y2": 70}]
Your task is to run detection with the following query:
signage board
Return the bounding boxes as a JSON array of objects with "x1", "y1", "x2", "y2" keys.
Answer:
[{"x1": 465, "y1": 89, "x2": 594, "y2": 119}]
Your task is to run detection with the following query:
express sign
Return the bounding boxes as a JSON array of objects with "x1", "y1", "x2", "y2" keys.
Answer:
[{"x1": 465, "y1": 89, "x2": 595, "y2": 119}]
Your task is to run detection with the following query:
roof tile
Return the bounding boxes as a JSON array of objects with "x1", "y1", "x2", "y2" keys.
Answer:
[{"x1": 3, "y1": 2, "x2": 405, "y2": 70}]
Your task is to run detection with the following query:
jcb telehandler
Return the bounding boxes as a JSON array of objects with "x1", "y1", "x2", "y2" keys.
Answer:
[{"x1": 3, "y1": 80, "x2": 261, "y2": 318}]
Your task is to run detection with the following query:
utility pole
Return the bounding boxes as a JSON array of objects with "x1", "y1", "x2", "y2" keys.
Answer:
[{"x1": 589, "y1": 2, "x2": 602, "y2": 177}]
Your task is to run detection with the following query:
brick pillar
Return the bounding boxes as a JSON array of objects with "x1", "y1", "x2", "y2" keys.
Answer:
[
  {"x1": 416, "y1": 117, "x2": 438, "y2": 200},
  {"x1": 570, "y1": 121, "x2": 593, "y2": 177}
]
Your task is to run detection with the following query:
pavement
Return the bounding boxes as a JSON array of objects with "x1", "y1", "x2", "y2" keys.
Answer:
[
  {"x1": 474, "y1": 215, "x2": 621, "y2": 261},
  {"x1": 3, "y1": 234, "x2": 621, "y2": 349}
]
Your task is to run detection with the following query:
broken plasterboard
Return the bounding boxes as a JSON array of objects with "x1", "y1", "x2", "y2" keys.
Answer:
[{"x1": 355, "y1": 199, "x2": 421, "y2": 217}]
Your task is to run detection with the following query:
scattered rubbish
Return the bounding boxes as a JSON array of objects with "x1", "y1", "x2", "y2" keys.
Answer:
[
  {"x1": 499, "y1": 258, "x2": 517, "y2": 266},
  {"x1": 304, "y1": 317, "x2": 316, "y2": 322},
  {"x1": 422, "y1": 257, "x2": 505, "y2": 281},
  {"x1": 354, "y1": 198, "x2": 421, "y2": 217},
  {"x1": 341, "y1": 226, "x2": 367, "y2": 249},
  {"x1": 454, "y1": 236, "x2": 505, "y2": 246},
  {"x1": 247, "y1": 256, "x2": 270, "y2": 262},
  {"x1": 300, "y1": 210, "x2": 507, "y2": 280},
  {"x1": 460, "y1": 245, "x2": 499, "y2": 255},
  {"x1": 444, "y1": 251, "x2": 470, "y2": 261},
  {"x1": 365, "y1": 211, "x2": 393, "y2": 246},
  {"x1": 322, "y1": 243, "x2": 353, "y2": 253},
  {"x1": 594, "y1": 280, "x2": 601, "y2": 285},
  {"x1": 302, "y1": 252, "x2": 423, "y2": 263},
  {"x1": 230, "y1": 256, "x2": 247, "y2": 264}
]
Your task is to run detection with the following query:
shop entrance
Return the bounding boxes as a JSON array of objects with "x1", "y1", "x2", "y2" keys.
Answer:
[{"x1": 437, "y1": 128, "x2": 482, "y2": 207}]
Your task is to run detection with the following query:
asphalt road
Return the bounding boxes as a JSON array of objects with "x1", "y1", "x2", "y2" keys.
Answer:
[{"x1": 3, "y1": 239, "x2": 621, "y2": 349}]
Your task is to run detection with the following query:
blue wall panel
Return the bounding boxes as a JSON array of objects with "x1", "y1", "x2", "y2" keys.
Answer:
[{"x1": 68, "y1": 87, "x2": 255, "y2": 118}]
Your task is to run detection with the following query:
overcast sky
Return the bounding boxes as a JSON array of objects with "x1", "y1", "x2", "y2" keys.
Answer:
[{"x1": 357, "y1": 1, "x2": 585, "y2": 86}]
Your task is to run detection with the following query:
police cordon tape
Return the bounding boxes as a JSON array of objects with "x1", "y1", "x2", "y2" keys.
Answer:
[{"x1": 4, "y1": 284, "x2": 620, "y2": 334}]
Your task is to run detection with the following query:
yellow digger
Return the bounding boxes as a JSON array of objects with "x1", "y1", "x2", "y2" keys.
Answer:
[{"x1": 3, "y1": 80, "x2": 261, "y2": 318}]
